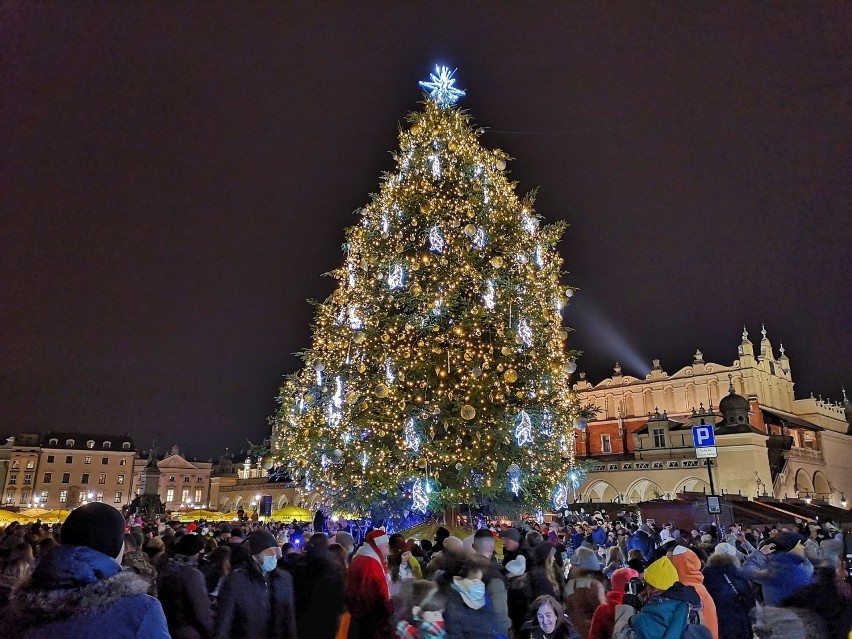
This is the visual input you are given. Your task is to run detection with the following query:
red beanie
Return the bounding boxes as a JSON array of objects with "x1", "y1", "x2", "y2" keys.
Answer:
[{"x1": 611, "y1": 567, "x2": 640, "y2": 594}]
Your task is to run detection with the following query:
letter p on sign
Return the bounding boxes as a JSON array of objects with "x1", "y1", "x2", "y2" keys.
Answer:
[{"x1": 692, "y1": 424, "x2": 715, "y2": 448}]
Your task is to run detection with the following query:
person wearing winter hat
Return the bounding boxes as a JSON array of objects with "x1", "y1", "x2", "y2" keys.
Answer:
[
  {"x1": 627, "y1": 525, "x2": 655, "y2": 564},
  {"x1": 671, "y1": 547, "x2": 718, "y2": 639},
  {"x1": 703, "y1": 543, "x2": 755, "y2": 639},
  {"x1": 613, "y1": 556, "x2": 712, "y2": 639},
  {"x1": 6, "y1": 502, "x2": 170, "y2": 638},
  {"x1": 588, "y1": 567, "x2": 639, "y2": 639},
  {"x1": 215, "y1": 527, "x2": 296, "y2": 639},
  {"x1": 565, "y1": 546, "x2": 605, "y2": 639},
  {"x1": 742, "y1": 530, "x2": 814, "y2": 606},
  {"x1": 157, "y1": 533, "x2": 213, "y2": 639},
  {"x1": 345, "y1": 529, "x2": 393, "y2": 639},
  {"x1": 332, "y1": 530, "x2": 355, "y2": 557}
]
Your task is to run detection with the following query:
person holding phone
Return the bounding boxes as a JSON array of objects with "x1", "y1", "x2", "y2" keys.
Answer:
[{"x1": 741, "y1": 532, "x2": 814, "y2": 606}]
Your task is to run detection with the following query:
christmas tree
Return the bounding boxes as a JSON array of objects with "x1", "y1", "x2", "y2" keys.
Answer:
[{"x1": 271, "y1": 67, "x2": 582, "y2": 517}]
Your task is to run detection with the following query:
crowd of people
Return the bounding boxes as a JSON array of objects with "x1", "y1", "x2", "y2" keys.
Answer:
[{"x1": 0, "y1": 504, "x2": 848, "y2": 639}]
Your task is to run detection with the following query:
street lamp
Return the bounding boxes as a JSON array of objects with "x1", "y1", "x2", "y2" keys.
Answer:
[
  {"x1": 803, "y1": 493, "x2": 812, "y2": 504},
  {"x1": 841, "y1": 494, "x2": 847, "y2": 508}
]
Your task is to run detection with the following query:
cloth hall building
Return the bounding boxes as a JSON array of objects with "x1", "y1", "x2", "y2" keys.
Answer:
[{"x1": 571, "y1": 326, "x2": 851, "y2": 509}]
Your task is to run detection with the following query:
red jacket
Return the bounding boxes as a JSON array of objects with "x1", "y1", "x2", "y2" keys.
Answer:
[
  {"x1": 588, "y1": 590, "x2": 623, "y2": 639},
  {"x1": 344, "y1": 545, "x2": 392, "y2": 639}
]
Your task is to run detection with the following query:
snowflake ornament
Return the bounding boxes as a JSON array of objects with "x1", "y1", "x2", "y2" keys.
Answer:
[
  {"x1": 419, "y1": 65, "x2": 465, "y2": 108},
  {"x1": 411, "y1": 478, "x2": 431, "y2": 513}
]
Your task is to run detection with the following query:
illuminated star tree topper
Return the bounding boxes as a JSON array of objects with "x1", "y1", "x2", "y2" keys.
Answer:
[{"x1": 419, "y1": 65, "x2": 466, "y2": 108}]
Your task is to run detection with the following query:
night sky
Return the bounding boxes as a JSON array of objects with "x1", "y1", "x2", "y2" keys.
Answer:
[{"x1": 3, "y1": 3, "x2": 850, "y2": 460}]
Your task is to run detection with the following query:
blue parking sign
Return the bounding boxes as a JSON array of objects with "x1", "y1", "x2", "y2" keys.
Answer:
[{"x1": 692, "y1": 424, "x2": 715, "y2": 448}]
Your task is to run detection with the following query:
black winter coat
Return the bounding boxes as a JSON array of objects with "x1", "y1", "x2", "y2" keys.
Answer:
[
  {"x1": 215, "y1": 560, "x2": 297, "y2": 639},
  {"x1": 289, "y1": 549, "x2": 345, "y2": 639},
  {"x1": 157, "y1": 557, "x2": 214, "y2": 639}
]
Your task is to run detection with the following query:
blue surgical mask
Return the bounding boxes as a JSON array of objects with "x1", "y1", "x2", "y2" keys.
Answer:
[
  {"x1": 260, "y1": 556, "x2": 278, "y2": 573},
  {"x1": 468, "y1": 581, "x2": 486, "y2": 600}
]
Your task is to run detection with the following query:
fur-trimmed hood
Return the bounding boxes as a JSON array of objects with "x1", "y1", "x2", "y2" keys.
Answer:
[{"x1": 7, "y1": 545, "x2": 152, "y2": 632}]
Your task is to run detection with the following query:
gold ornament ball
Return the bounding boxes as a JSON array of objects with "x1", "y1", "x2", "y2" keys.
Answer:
[
  {"x1": 503, "y1": 369, "x2": 518, "y2": 383},
  {"x1": 515, "y1": 391, "x2": 525, "y2": 399},
  {"x1": 501, "y1": 346, "x2": 512, "y2": 356},
  {"x1": 358, "y1": 363, "x2": 367, "y2": 373},
  {"x1": 464, "y1": 224, "x2": 476, "y2": 236},
  {"x1": 353, "y1": 331, "x2": 366, "y2": 344},
  {"x1": 496, "y1": 159, "x2": 507, "y2": 170},
  {"x1": 359, "y1": 401, "x2": 369, "y2": 411},
  {"x1": 417, "y1": 458, "x2": 428, "y2": 469},
  {"x1": 374, "y1": 383, "x2": 389, "y2": 398},
  {"x1": 461, "y1": 405, "x2": 476, "y2": 420},
  {"x1": 490, "y1": 256, "x2": 504, "y2": 268},
  {"x1": 559, "y1": 329, "x2": 568, "y2": 340},
  {"x1": 345, "y1": 391, "x2": 359, "y2": 403},
  {"x1": 411, "y1": 283, "x2": 422, "y2": 296}
]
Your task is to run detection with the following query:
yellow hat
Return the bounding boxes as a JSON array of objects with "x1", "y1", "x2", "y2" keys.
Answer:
[{"x1": 644, "y1": 556, "x2": 679, "y2": 590}]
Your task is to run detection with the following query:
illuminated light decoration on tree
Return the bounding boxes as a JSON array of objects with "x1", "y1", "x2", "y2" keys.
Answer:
[
  {"x1": 315, "y1": 362, "x2": 324, "y2": 386},
  {"x1": 429, "y1": 141, "x2": 442, "y2": 179},
  {"x1": 514, "y1": 410, "x2": 534, "y2": 446},
  {"x1": 473, "y1": 227, "x2": 487, "y2": 249},
  {"x1": 518, "y1": 319, "x2": 533, "y2": 348},
  {"x1": 535, "y1": 508, "x2": 545, "y2": 524},
  {"x1": 271, "y1": 67, "x2": 580, "y2": 516},
  {"x1": 541, "y1": 408, "x2": 553, "y2": 437},
  {"x1": 385, "y1": 357, "x2": 395, "y2": 385},
  {"x1": 321, "y1": 454, "x2": 330, "y2": 469},
  {"x1": 429, "y1": 226, "x2": 445, "y2": 253},
  {"x1": 404, "y1": 418, "x2": 420, "y2": 453},
  {"x1": 534, "y1": 246, "x2": 544, "y2": 268},
  {"x1": 348, "y1": 306, "x2": 362, "y2": 330},
  {"x1": 483, "y1": 280, "x2": 496, "y2": 310},
  {"x1": 418, "y1": 65, "x2": 465, "y2": 108},
  {"x1": 411, "y1": 478, "x2": 431, "y2": 513},
  {"x1": 553, "y1": 482, "x2": 569, "y2": 509},
  {"x1": 507, "y1": 463, "x2": 522, "y2": 496},
  {"x1": 388, "y1": 264, "x2": 405, "y2": 290},
  {"x1": 522, "y1": 210, "x2": 539, "y2": 234}
]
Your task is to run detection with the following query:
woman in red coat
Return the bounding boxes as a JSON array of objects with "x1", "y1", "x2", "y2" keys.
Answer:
[{"x1": 345, "y1": 530, "x2": 392, "y2": 639}]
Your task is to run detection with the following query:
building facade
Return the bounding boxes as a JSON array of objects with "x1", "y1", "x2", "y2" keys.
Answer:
[
  {"x1": 571, "y1": 326, "x2": 851, "y2": 508},
  {"x1": 0, "y1": 433, "x2": 137, "y2": 510},
  {"x1": 131, "y1": 445, "x2": 212, "y2": 511}
]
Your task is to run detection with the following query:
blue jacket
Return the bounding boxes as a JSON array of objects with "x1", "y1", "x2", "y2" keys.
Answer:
[
  {"x1": 6, "y1": 544, "x2": 169, "y2": 639},
  {"x1": 742, "y1": 550, "x2": 813, "y2": 606},
  {"x1": 702, "y1": 557, "x2": 755, "y2": 639},
  {"x1": 627, "y1": 532, "x2": 655, "y2": 564}
]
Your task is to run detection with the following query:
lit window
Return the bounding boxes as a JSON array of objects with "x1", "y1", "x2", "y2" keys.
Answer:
[
  {"x1": 95, "y1": 492, "x2": 103, "y2": 503},
  {"x1": 84, "y1": 457, "x2": 92, "y2": 465},
  {"x1": 117, "y1": 474, "x2": 125, "y2": 484},
  {"x1": 11, "y1": 460, "x2": 19, "y2": 469},
  {"x1": 119, "y1": 458, "x2": 127, "y2": 466},
  {"x1": 181, "y1": 489, "x2": 189, "y2": 502},
  {"x1": 5, "y1": 491, "x2": 14, "y2": 503},
  {"x1": 98, "y1": 473, "x2": 106, "y2": 485},
  {"x1": 23, "y1": 474, "x2": 32, "y2": 485},
  {"x1": 59, "y1": 490, "x2": 68, "y2": 504},
  {"x1": 26, "y1": 459, "x2": 35, "y2": 469},
  {"x1": 20, "y1": 491, "x2": 29, "y2": 504},
  {"x1": 8, "y1": 474, "x2": 17, "y2": 485},
  {"x1": 166, "y1": 489, "x2": 174, "y2": 502},
  {"x1": 114, "y1": 492, "x2": 122, "y2": 504},
  {"x1": 86, "y1": 441, "x2": 95, "y2": 449},
  {"x1": 40, "y1": 490, "x2": 49, "y2": 503},
  {"x1": 601, "y1": 435, "x2": 612, "y2": 453},
  {"x1": 195, "y1": 489, "x2": 202, "y2": 503}
]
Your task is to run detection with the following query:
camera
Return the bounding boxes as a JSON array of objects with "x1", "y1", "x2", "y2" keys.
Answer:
[{"x1": 627, "y1": 577, "x2": 645, "y2": 596}]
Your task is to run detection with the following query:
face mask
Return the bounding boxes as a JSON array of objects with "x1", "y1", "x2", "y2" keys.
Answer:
[{"x1": 260, "y1": 555, "x2": 278, "y2": 573}]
